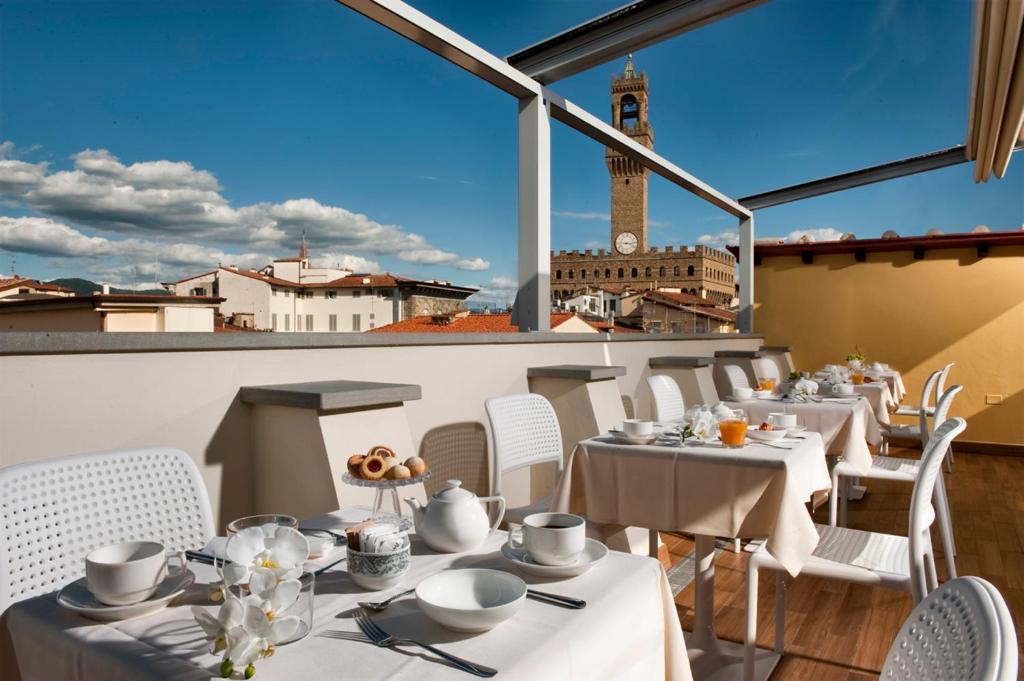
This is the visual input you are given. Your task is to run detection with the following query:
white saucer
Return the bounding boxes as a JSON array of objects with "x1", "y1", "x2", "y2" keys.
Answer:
[
  {"x1": 500, "y1": 538, "x2": 608, "y2": 578},
  {"x1": 58, "y1": 570, "x2": 195, "y2": 621},
  {"x1": 786, "y1": 425, "x2": 807, "y2": 435},
  {"x1": 726, "y1": 395, "x2": 756, "y2": 402},
  {"x1": 607, "y1": 430, "x2": 658, "y2": 445}
]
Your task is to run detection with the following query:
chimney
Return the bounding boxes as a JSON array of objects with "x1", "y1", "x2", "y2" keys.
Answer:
[{"x1": 101, "y1": 284, "x2": 110, "y2": 295}]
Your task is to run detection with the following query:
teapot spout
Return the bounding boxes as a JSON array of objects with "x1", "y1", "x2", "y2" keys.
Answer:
[{"x1": 403, "y1": 497, "x2": 424, "y2": 526}]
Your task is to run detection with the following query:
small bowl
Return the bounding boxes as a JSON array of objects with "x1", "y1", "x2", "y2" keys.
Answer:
[
  {"x1": 752, "y1": 389, "x2": 773, "y2": 399},
  {"x1": 747, "y1": 427, "x2": 787, "y2": 442},
  {"x1": 347, "y1": 539, "x2": 410, "y2": 591},
  {"x1": 416, "y1": 569, "x2": 526, "y2": 633}
]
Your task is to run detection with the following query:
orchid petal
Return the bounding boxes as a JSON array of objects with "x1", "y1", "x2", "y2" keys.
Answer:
[
  {"x1": 191, "y1": 607, "x2": 222, "y2": 639},
  {"x1": 248, "y1": 567, "x2": 277, "y2": 599},
  {"x1": 226, "y1": 626, "x2": 262, "y2": 667},
  {"x1": 226, "y1": 527, "x2": 266, "y2": 565},
  {"x1": 269, "y1": 616, "x2": 301, "y2": 644},
  {"x1": 220, "y1": 563, "x2": 250, "y2": 588},
  {"x1": 270, "y1": 579, "x2": 301, "y2": 613},
  {"x1": 271, "y1": 527, "x2": 310, "y2": 566},
  {"x1": 242, "y1": 604, "x2": 272, "y2": 639},
  {"x1": 219, "y1": 595, "x2": 245, "y2": 628}
]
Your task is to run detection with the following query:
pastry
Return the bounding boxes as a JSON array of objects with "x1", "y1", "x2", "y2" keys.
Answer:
[
  {"x1": 347, "y1": 454, "x2": 365, "y2": 477},
  {"x1": 405, "y1": 456, "x2": 427, "y2": 477},
  {"x1": 386, "y1": 464, "x2": 411, "y2": 480},
  {"x1": 367, "y1": 445, "x2": 396, "y2": 460},
  {"x1": 359, "y1": 454, "x2": 389, "y2": 480}
]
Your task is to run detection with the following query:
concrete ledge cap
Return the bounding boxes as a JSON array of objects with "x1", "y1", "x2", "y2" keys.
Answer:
[
  {"x1": 760, "y1": 345, "x2": 792, "y2": 353},
  {"x1": 527, "y1": 365, "x2": 627, "y2": 381},
  {"x1": 714, "y1": 350, "x2": 764, "y2": 358},
  {"x1": 241, "y1": 380, "x2": 421, "y2": 411},
  {"x1": 648, "y1": 356, "x2": 715, "y2": 368}
]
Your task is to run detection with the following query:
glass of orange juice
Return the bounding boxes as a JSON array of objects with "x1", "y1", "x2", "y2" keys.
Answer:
[
  {"x1": 718, "y1": 410, "x2": 748, "y2": 448},
  {"x1": 851, "y1": 373, "x2": 865, "y2": 385},
  {"x1": 757, "y1": 377, "x2": 776, "y2": 392}
]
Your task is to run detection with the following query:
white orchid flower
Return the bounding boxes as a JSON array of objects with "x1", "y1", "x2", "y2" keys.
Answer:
[
  {"x1": 240, "y1": 567, "x2": 301, "y2": 617},
  {"x1": 192, "y1": 595, "x2": 244, "y2": 654},
  {"x1": 228, "y1": 604, "x2": 301, "y2": 667},
  {"x1": 222, "y1": 526, "x2": 310, "y2": 586}
]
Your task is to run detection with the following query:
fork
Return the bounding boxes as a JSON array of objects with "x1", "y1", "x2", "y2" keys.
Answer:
[{"x1": 354, "y1": 610, "x2": 497, "y2": 677}]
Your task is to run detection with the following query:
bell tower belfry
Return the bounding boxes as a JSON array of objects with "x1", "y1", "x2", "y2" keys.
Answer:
[{"x1": 606, "y1": 55, "x2": 653, "y2": 256}]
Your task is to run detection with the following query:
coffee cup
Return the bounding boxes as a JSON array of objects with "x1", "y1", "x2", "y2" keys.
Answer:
[
  {"x1": 733, "y1": 386, "x2": 754, "y2": 400},
  {"x1": 832, "y1": 383, "x2": 855, "y2": 396},
  {"x1": 768, "y1": 412, "x2": 797, "y2": 429},
  {"x1": 622, "y1": 419, "x2": 653, "y2": 437},
  {"x1": 85, "y1": 541, "x2": 186, "y2": 606},
  {"x1": 509, "y1": 512, "x2": 586, "y2": 566}
]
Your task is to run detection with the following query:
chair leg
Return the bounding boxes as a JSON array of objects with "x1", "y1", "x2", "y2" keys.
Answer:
[
  {"x1": 945, "y1": 444, "x2": 954, "y2": 471},
  {"x1": 925, "y1": 551, "x2": 939, "y2": 595},
  {"x1": 934, "y1": 475, "x2": 957, "y2": 579},
  {"x1": 774, "y1": 571, "x2": 786, "y2": 654},
  {"x1": 733, "y1": 538, "x2": 742, "y2": 552},
  {"x1": 839, "y1": 477, "x2": 849, "y2": 527},
  {"x1": 829, "y1": 469, "x2": 840, "y2": 527},
  {"x1": 744, "y1": 558, "x2": 759, "y2": 681}
]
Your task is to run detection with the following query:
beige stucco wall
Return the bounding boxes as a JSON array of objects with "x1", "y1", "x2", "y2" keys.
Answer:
[
  {"x1": 753, "y1": 245, "x2": 1024, "y2": 446},
  {"x1": 104, "y1": 310, "x2": 160, "y2": 332},
  {"x1": 0, "y1": 308, "x2": 100, "y2": 331},
  {"x1": 163, "y1": 306, "x2": 215, "y2": 332},
  {"x1": 0, "y1": 334, "x2": 760, "y2": 528}
]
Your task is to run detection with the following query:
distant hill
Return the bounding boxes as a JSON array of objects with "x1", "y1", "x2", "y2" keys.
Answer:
[{"x1": 46, "y1": 278, "x2": 170, "y2": 297}]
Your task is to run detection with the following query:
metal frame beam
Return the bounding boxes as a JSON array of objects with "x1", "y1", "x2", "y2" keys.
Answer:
[
  {"x1": 507, "y1": 0, "x2": 767, "y2": 85},
  {"x1": 740, "y1": 143, "x2": 1023, "y2": 211}
]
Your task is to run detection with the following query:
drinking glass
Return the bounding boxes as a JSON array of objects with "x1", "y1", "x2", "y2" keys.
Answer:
[
  {"x1": 718, "y1": 410, "x2": 748, "y2": 448},
  {"x1": 851, "y1": 372, "x2": 865, "y2": 385},
  {"x1": 226, "y1": 514, "x2": 298, "y2": 536},
  {"x1": 757, "y1": 377, "x2": 776, "y2": 392}
]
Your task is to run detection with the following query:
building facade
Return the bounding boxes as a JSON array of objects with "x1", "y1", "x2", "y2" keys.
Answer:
[
  {"x1": 550, "y1": 57, "x2": 736, "y2": 306},
  {"x1": 165, "y1": 242, "x2": 476, "y2": 332},
  {"x1": 0, "y1": 294, "x2": 220, "y2": 332}
]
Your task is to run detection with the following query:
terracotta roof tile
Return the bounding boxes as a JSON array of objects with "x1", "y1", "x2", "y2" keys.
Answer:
[{"x1": 370, "y1": 312, "x2": 580, "y2": 333}]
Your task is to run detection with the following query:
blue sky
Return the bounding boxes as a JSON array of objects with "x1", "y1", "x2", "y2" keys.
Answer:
[{"x1": 1, "y1": 0, "x2": 1020, "y2": 302}]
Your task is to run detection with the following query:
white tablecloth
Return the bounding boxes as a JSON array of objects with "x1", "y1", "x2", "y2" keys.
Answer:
[
  {"x1": 726, "y1": 397, "x2": 881, "y2": 474},
  {"x1": 853, "y1": 382, "x2": 896, "y2": 425},
  {"x1": 2, "y1": 518, "x2": 691, "y2": 681},
  {"x1": 553, "y1": 433, "x2": 830, "y2": 576}
]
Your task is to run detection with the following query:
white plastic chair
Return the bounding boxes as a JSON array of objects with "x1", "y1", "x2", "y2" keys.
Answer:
[
  {"x1": 485, "y1": 394, "x2": 565, "y2": 525},
  {"x1": 722, "y1": 363, "x2": 752, "y2": 396},
  {"x1": 880, "y1": 370, "x2": 941, "y2": 455},
  {"x1": 0, "y1": 447, "x2": 215, "y2": 614},
  {"x1": 894, "y1": 362, "x2": 954, "y2": 418},
  {"x1": 743, "y1": 417, "x2": 967, "y2": 680},
  {"x1": 880, "y1": 576, "x2": 1018, "y2": 681},
  {"x1": 647, "y1": 375, "x2": 685, "y2": 422},
  {"x1": 832, "y1": 383, "x2": 962, "y2": 580}
]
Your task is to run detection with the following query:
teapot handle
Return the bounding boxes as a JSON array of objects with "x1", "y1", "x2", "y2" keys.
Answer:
[{"x1": 478, "y1": 495, "x2": 506, "y2": 532}]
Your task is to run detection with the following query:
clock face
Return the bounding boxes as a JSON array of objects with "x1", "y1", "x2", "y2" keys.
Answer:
[{"x1": 615, "y1": 231, "x2": 638, "y2": 255}]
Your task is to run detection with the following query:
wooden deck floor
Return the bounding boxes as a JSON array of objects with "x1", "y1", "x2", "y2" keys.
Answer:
[{"x1": 659, "y1": 449, "x2": 1024, "y2": 680}]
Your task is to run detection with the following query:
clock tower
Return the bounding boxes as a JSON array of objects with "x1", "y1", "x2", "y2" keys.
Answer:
[{"x1": 606, "y1": 55, "x2": 652, "y2": 255}]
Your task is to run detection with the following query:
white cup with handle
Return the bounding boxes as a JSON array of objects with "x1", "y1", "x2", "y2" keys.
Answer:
[
  {"x1": 733, "y1": 386, "x2": 754, "y2": 400},
  {"x1": 509, "y1": 512, "x2": 586, "y2": 566},
  {"x1": 85, "y1": 541, "x2": 186, "y2": 606},
  {"x1": 768, "y1": 412, "x2": 797, "y2": 429},
  {"x1": 832, "y1": 383, "x2": 855, "y2": 396},
  {"x1": 622, "y1": 419, "x2": 654, "y2": 437}
]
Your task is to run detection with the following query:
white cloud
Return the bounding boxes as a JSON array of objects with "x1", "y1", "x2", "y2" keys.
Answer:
[
  {"x1": 554, "y1": 210, "x2": 609, "y2": 221},
  {"x1": 696, "y1": 230, "x2": 739, "y2": 248},
  {"x1": 312, "y1": 253, "x2": 381, "y2": 273},
  {"x1": 785, "y1": 228, "x2": 844, "y2": 243},
  {"x1": 0, "y1": 141, "x2": 488, "y2": 273},
  {"x1": 469, "y1": 275, "x2": 518, "y2": 306}
]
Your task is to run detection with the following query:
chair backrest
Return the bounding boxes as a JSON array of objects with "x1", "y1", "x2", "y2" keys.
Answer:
[
  {"x1": 914, "y1": 370, "x2": 942, "y2": 443},
  {"x1": 922, "y1": 384, "x2": 962, "y2": 449},
  {"x1": 722, "y1": 363, "x2": 751, "y2": 393},
  {"x1": 647, "y1": 375, "x2": 685, "y2": 422},
  {"x1": 935, "y1": 362, "x2": 955, "y2": 403},
  {"x1": 907, "y1": 412, "x2": 966, "y2": 600},
  {"x1": 754, "y1": 359, "x2": 781, "y2": 384},
  {"x1": 881, "y1": 576, "x2": 1016, "y2": 681},
  {"x1": 484, "y1": 394, "x2": 564, "y2": 497},
  {"x1": 0, "y1": 447, "x2": 215, "y2": 614}
]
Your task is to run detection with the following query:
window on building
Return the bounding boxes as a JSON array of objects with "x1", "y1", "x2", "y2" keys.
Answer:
[
  {"x1": 645, "y1": 267, "x2": 651, "y2": 277},
  {"x1": 617, "y1": 268, "x2": 624, "y2": 279},
  {"x1": 673, "y1": 266, "x2": 680, "y2": 277},
  {"x1": 272, "y1": 289, "x2": 278, "y2": 297},
  {"x1": 688, "y1": 265, "x2": 694, "y2": 276},
  {"x1": 604, "y1": 268, "x2": 611, "y2": 278},
  {"x1": 272, "y1": 313, "x2": 278, "y2": 330},
  {"x1": 369, "y1": 313, "x2": 375, "y2": 320},
  {"x1": 353, "y1": 290, "x2": 361, "y2": 298},
  {"x1": 306, "y1": 314, "x2": 313, "y2": 331},
  {"x1": 284, "y1": 290, "x2": 290, "y2": 298},
  {"x1": 296, "y1": 315, "x2": 303, "y2": 331},
  {"x1": 630, "y1": 267, "x2": 637, "y2": 278},
  {"x1": 556, "y1": 270, "x2": 562, "y2": 280},
  {"x1": 352, "y1": 314, "x2": 361, "y2": 332},
  {"x1": 620, "y1": 94, "x2": 639, "y2": 126},
  {"x1": 659, "y1": 266, "x2": 666, "y2": 277},
  {"x1": 383, "y1": 289, "x2": 393, "y2": 299},
  {"x1": 284, "y1": 314, "x2": 290, "y2": 331},
  {"x1": 327, "y1": 290, "x2": 337, "y2": 299},
  {"x1": 568, "y1": 270, "x2": 574, "y2": 280},
  {"x1": 329, "y1": 314, "x2": 337, "y2": 331},
  {"x1": 580, "y1": 270, "x2": 586, "y2": 280}
]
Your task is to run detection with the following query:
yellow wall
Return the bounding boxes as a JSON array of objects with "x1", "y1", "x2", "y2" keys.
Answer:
[
  {"x1": 754, "y1": 245, "x2": 1024, "y2": 447},
  {"x1": 0, "y1": 308, "x2": 100, "y2": 331}
]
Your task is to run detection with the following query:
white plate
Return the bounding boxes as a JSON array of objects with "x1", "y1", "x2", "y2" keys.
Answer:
[
  {"x1": 607, "y1": 430, "x2": 658, "y2": 445},
  {"x1": 501, "y1": 538, "x2": 608, "y2": 578},
  {"x1": 746, "y1": 427, "x2": 787, "y2": 442},
  {"x1": 786, "y1": 425, "x2": 807, "y2": 435},
  {"x1": 58, "y1": 570, "x2": 195, "y2": 621}
]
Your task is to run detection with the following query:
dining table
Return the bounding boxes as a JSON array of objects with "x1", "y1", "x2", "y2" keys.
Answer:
[
  {"x1": 815, "y1": 368, "x2": 907, "y2": 404},
  {"x1": 553, "y1": 430, "x2": 831, "y2": 681},
  {"x1": 724, "y1": 396, "x2": 881, "y2": 475},
  {"x1": 852, "y1": 381, "x2": 897, "y2": 425},
  {"x1": 1, "y1": 511, "x2": 692, "y2": 681}
]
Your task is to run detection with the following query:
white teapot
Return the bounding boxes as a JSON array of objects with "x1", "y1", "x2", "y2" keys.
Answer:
[{"x1": 404, "y1": 480, "x2": 505, "y2": 553}]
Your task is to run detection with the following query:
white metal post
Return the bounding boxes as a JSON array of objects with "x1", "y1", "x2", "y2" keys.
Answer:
[
  {"x1": 737, "y1": 214, "x2": 754, "y2": 333},
  {"x1": 513, "y1": 94, "x2": 551, "y2": 332}
]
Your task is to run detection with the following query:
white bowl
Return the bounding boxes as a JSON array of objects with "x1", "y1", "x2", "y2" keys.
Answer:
[
  {"x1": 416, "y1": 569, "x2": 526, "y2": 633},
  {"x1": 752, "y1": 390, "x2": 773, "y2": 399},
  {"x1": 747, "y1": 427, "x2": 787, "y2": 442}
]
